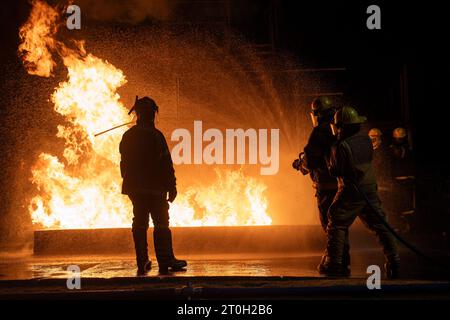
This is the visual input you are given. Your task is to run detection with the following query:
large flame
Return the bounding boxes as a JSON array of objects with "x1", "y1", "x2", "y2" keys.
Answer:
[
  {"x1": 20, "y1": 0, "x2": 272, "y2": 229},
  {"x1": 18, "y1": 0, "x2": 58, "y2": 77}
]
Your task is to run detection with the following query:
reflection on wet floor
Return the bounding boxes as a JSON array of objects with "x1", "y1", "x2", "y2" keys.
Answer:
[{"x1": 0, "y1": 251, "x2": 386, "y2": 280}]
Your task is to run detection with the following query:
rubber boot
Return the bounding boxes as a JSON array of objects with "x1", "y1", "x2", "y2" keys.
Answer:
[
  {"x1": 374, "y1": 222, "x2": 400, "y2": 279},
  {"x1": 153, "y1": 228, "x2": 187, "y2": 274},
  {"x1": 317, "y1": 254, "x2": 327, "y2": 273},
  {"x1": 342, "y1": 243, "x2": 351, "y2": 277},
  {"x1": 132, "y1": 228, "x2": 151, "y2": 276},
  {"x1": 317, "y1": 256, "x2": 349, "y2": 277},
  {"x1": 323, "y1": 227, "x2": 351, "y2": 277}
]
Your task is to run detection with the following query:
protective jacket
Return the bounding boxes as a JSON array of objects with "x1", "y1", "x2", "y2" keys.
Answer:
[
  {"x1": 303, "y1": 122, "x2": 338, "y2": 190},
  {"x1": 120, "y1": 123, "x2": 176, "y2": 195},
  {"x1": 328, "y1": 133, "x2": 377, "y2": 190}
]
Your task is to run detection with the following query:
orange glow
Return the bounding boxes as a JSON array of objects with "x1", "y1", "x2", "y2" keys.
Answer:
[
  {"x1": 18, "y1": 0, "x2": 58, "y2": 77},
  {"x1": 20, "y1": 0, "x2": 272, "y2": 229}
]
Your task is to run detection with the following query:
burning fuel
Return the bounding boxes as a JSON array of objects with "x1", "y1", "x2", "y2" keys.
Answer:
[{"x1": 19, "y1": 0, "x2": 272, "y2": 229}]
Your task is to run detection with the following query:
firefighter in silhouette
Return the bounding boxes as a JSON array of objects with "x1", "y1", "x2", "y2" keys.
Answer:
[
  {"x1": 320, "y1": 106, "x2": 400, "y2": 278},
  {"x1": 120, "y1": 96, "x2": 187, "y2": 275},
  {"x1": 292, "y1": 96, "x2": 350, "y2": 276},
  {"x1": 389, "y1": 127, "x2": 415, "y2": 233},
  {"x1": 368, "y1": 128, "x2": 383, "y2": 151},
  {"x1": 390, "y1": 127, "x2": 411, "y2": 161},
  {"x1": 368, "y1": 128, "x2": 394, "y2": 223}
]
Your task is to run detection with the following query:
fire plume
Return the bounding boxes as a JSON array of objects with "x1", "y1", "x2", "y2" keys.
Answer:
[{"x1": 19, "y1": 0, "x2": 272, "y2": 229}]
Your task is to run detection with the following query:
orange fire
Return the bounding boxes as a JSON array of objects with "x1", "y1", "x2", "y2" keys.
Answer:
[{"x1": 19, "y1": 0, "x2": 272, "y2": 229}]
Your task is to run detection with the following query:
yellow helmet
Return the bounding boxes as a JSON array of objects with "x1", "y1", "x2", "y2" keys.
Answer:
[
  {"x1": 393, "y1": 127, "x2": 407, "y2": 139},
  {"x1": 369, "y1": 128, "x2": 383, "y2": 138}
]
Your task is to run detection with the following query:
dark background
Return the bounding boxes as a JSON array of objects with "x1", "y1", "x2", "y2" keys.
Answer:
[{"x1": 1, "y1": 1, "x2": 449, "y2": 238}]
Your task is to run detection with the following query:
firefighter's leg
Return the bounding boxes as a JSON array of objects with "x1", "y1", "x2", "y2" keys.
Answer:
[
  {"x1": 321, "y1": 193, "x2": 362, "y2": 276},
  {"x1": 317, "y1": 189, "x2": 335, "y2": 231},
  {"x1": 318, "y1": 189, "x2": 351, "y2": 273},
  {"x1": 343, "y1": 229, "x2": 351, "y2": 275},
  {"x1": 359, "y1": 191, "x2": 400, "y2": 279},
  {"x1": 129, "y1": 194, "x2": 151, "y2": 276},
  {"x1": 316, "y1": 189, "x2": 353, "y2": 274},
  {"x1": 150, "y1": 196, "x2": 187, "y2": 274}
]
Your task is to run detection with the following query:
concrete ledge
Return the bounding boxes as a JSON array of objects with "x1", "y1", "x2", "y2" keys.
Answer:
[
  {"x1": 33, "y1": 225, "x2": 378, "y2": 255},
  {"x1": 1, "y1": 276, "x2": 449, "y2": 300}
]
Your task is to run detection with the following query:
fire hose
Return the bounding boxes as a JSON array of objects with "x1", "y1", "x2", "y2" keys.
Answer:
[{"x1": 349, "y1": 180, "x2": 450, "y2": 271}]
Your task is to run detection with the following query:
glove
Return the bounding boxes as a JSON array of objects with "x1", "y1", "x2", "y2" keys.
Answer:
[
  {"x1": 292, "y1": 159, "x2": 301, "y2": 170},
  {"x1": 168, "y1": 187, "x2": 177, "y2": 203}
]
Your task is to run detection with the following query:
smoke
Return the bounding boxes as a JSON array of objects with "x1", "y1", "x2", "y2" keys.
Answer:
[{"x1": 75, "y1": 0, "x2": 172, "y2": 23}]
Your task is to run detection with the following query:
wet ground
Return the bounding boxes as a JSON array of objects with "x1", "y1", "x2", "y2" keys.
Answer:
[
  {"x1": 1, "y1": 250, "x2": 449, "y2": 299},
  {"x1": 0, "y1": 253, "x2": 326, "y2": 280}
]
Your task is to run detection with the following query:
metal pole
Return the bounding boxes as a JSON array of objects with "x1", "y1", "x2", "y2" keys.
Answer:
[{"x1": 94, "y1": 121, "x2": 134, "y2": 137}]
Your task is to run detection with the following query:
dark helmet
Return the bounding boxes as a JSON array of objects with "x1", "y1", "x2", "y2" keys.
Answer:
[
  {"x1": 334, "y1": 106, "x2": 367, "y2": 126},
  {"x1": 331, "y1": 106, "x2": 367, "y2": 136},
  {"x1": 128, "y1": 96, "x2": 159, "y2": 116},
  {"x1": 311, "y1": 96, "x2": 335, "y2": 116},
  {"x1": 310, "y1": 96, "x2": 336, "y2": 127}
]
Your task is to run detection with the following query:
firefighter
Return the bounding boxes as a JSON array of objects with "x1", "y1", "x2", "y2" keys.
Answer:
[
  {"x1": 369, "y1": 128, "x2": 388, "y2": 191},
  {"x1": 368, "y1": 128, "x2": 383, "y2": 151},
  {"x1": 368, "y1": 128, "x2": 394, "y2": 223},
  {"x1": 320, "y1": 106, "x2": 400, "y2": 278},
  {"x1": 292, "y1": 96, "x2": 350, "y2": 276},
  {"x1": 390, "y1": 127, "x2": 410, "y2": 160},
  {"x1": 120, "y1": 96, "x2": 187, "y2": 275},
  {"x1": 389, "y1": 127, "x2": 415, "y2": 233}
]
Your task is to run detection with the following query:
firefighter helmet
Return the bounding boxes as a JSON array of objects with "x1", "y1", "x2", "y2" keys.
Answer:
[
  {"x1": 128, "y1": 96, "x2": 159, "y2": 115},
  {"x1": 311, "y1": 96, "x2": 335, "y2": 116},
  {"x1": 369, "y1": 128, "x2": 382, "y2": 138},
  {"x1": 393, "y1": 127, "x2": 407, "y2": 139},
  {"x1": 334, "y1": 106, "x2": 367, "y2": 126},
  {"x1": 310, "y1": 96, "x2": 336, "y2": 127}
]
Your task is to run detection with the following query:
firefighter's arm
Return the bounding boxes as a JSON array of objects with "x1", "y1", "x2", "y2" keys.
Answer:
[
  {"x1": 119, "y1": 136, "x2": 127, "y2": 178},
  {"x1": 158, "y1": 133, "x2": 177, "y2": 200},
  {"x1": 303, "y1": 129, "x2": 325, "y2": 171}
]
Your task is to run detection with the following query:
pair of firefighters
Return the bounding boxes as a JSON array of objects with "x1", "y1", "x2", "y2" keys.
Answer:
[{"x1": 293, "y1": 97, "x2": 400, "y2": 278}]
